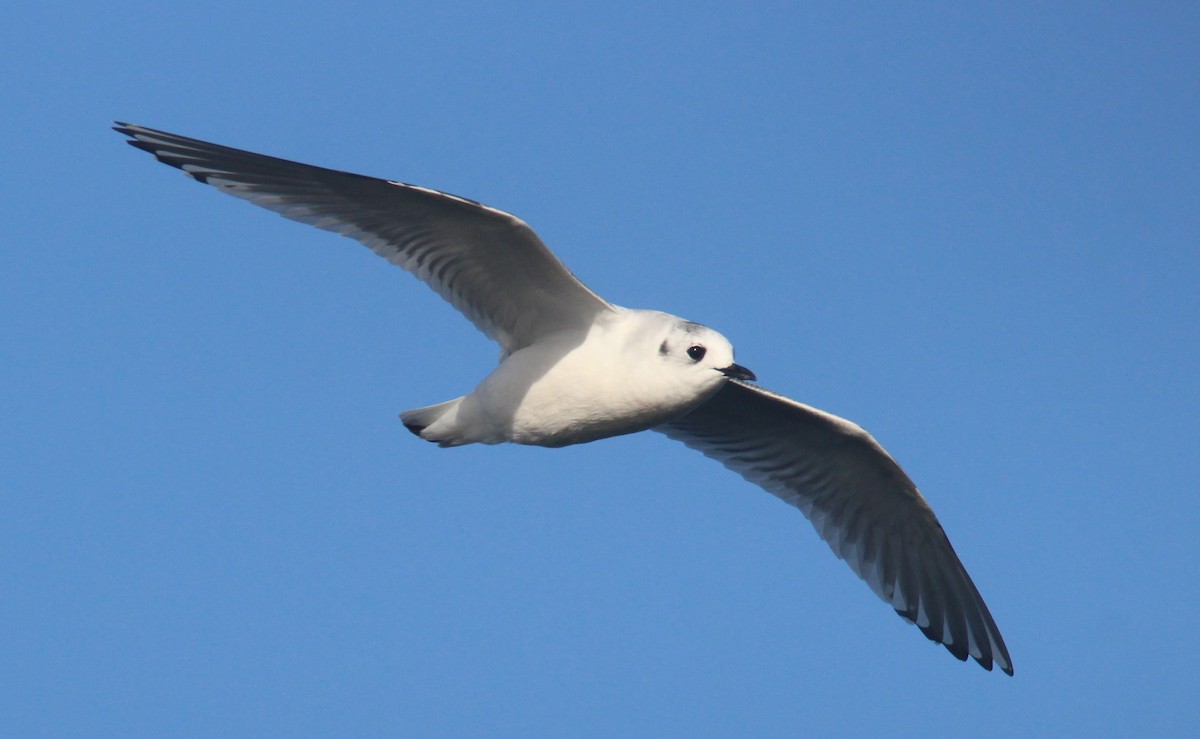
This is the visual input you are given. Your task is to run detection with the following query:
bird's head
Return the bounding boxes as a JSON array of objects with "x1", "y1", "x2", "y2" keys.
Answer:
[{"x1": 655, "y1": 318, "x2": 755, "y2": 392}]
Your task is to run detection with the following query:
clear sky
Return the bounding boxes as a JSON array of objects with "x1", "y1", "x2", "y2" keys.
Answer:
[{"x1": 3, "y1": 2, "x2": 1198, "y2": 736}]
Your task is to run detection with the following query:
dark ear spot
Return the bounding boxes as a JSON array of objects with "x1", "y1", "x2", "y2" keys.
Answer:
[{"x1": 659, "y1": 340, "x2": 669, "y2": 355}]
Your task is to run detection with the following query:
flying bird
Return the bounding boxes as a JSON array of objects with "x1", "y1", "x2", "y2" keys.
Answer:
[{"x1": 115, "y1": 122, "x2": 1013, "y2": 675}]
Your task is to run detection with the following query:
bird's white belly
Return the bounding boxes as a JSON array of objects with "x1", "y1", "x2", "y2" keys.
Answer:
[{"x1": 470, "y1": 335, "x2": 714, "y2": 447}]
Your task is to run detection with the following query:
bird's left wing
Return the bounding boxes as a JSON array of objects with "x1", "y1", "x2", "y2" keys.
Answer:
[
  {"x1": 115, "y1": 123, "x2": 613, "y2": 354},
  {"x1": 657, "y1": 380, "x2": 1013, "y2": 675}
]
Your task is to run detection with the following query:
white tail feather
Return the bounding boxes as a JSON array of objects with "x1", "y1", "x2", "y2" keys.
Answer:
[{"x1": 400, "y1": 397, "x2": 466, "y2": 446}]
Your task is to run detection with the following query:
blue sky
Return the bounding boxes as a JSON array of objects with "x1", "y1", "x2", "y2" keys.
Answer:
[{"x1": 3, "y1": 2, "x2": 1198, "y2": 736}]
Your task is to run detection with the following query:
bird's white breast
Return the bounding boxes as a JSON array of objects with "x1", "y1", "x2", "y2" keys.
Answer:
[{"x1": 468, "y1": 310, "x2": 722, "y2": 447}]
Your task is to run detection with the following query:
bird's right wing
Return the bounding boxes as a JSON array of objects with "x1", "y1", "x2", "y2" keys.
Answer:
[
  {"x1": 657, "y1": 380, "x2": 1012, "y2": 675},
  {"x1": 115, "y1": 123, "x2": 614, "y2": 354}
]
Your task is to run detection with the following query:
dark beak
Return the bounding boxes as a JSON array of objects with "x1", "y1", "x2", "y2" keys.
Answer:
[{"x1": 721, "y1": 363, "x2": 756, "y2": 382}]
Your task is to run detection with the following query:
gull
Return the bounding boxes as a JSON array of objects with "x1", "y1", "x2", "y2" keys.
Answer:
[{"x1": 115, "y1": 122, "x2": 1013, "y2": 675}]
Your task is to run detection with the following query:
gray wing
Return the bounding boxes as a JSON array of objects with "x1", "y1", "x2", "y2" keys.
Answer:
[
  {"x1": 658, "y1": 380, "x2": 1013, "y2": 675},
  {"x1": 115, "y1": 122, "x2": 613, "y2": 353}
]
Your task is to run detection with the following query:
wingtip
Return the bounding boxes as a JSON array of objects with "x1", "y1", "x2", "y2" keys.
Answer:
[
  {"x1": 994, "y1": 652, "x2": 1015, "y2": 676},
  {"x1": 976, "y1": 654, "x2": 1015, "y2": 676},
  {"x1": 958, "y1": 641, "x2": 1014, "y2": 676},
  {"x1": 898, "y1": 604, "x2": 1014, "y2": 676},
  {"x1": 113, "y1": 122, "x2": 149, "y2": 150}
]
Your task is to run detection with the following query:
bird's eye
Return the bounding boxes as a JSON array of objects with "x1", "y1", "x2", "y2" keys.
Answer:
[{"x1": 687, "y1": 345, "x2": 707, "y2": 361}]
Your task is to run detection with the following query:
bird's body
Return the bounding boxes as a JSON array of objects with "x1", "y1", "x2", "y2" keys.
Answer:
[
  {"x1": 406, "y1": 309, "x2": 740, "y2": 447},
  {"x1": 116, "y1": 122, "x2": 1013, "y2": 675}
]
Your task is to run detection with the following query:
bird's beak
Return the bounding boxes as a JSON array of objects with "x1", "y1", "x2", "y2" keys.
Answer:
[{"x1": 721, "y1": 363, "x2": 756, "y2": 382}]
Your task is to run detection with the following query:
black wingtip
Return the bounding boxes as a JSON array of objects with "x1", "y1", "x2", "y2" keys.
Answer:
[
  {"x1": 896, "y1": 605, "x2": 1013, "y2": 676},
  {"x1": 112, "y1": 121, "x2": 139, "y2": 138},
  {"x1": 113, "y1": 121, "x2": 154, "y2": 153},
  {"x1": 113, "y1": 122, "x2": 208, "y2": 180}
]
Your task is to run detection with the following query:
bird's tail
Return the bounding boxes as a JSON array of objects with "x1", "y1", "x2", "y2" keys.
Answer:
[{"x1": 400, "y1": 397, "x2": 467, "y2": 446}]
